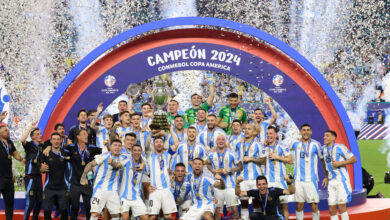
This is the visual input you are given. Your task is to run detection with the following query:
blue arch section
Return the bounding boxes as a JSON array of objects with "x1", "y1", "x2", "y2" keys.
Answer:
[{"x1": 38, "y1": 17, "x2": 361, "y2": 189}]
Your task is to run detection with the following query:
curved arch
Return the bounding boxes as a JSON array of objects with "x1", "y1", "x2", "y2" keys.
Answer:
[{"x1": 38, "y1": 17, "x2": 361, "y2": 189}]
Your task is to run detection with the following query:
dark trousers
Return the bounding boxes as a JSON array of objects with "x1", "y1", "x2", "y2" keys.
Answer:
[
  {"x1": 70, "y1": 184, "x2": 92, "y2": 220},
  {"x1": 24, "y1": 175, "x2": 43, "y2": 220},
  {"x1": 43, "y1": 188, "x2": 69, "y2": 220},
  {"x1": 0, "y1": 177, "x2": 14, "y2": 220},
  {"x1": 250, "y1": 212, "x2": 283, "y2": 220}
]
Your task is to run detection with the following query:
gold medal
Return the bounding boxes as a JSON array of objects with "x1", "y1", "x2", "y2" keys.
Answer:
[
  {"x1": 264, "y1": 210, "x2": 266, "y2": 215},
  {"x1": 81, "y1": 161, "x2": 85, "y2": 166},
  {"x1": 196, "y1": 193, "x2": 199, "y2": 197},
  {"x1": 33, "y1": 159, "x2": 37, "y2": 163},
  {"x1": 160, "y1": 170, "x2": 163, "y2": 174},
  {"x1": 133, "y1": 179, "x2": 137, "y2": 184},
  {"x1": 8, "y1": 155, "x2": 11, "y2": 159}
]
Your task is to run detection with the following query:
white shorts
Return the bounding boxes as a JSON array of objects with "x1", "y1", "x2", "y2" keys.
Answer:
[
  {"x1": 90, "y1": 189, "x2": 120, "y2": 214},
  {"x1": 214, "y1": 188, "x2": 239, "y2": 208},
  {"x1": 120, "y1": 198, "x2": 148, "y2": 217},
  {"x1": 328, "y1": 179, "x2": 352, "y2": 206},
  {"x1": 295, "y1": 181, "x2": 319, "y2": 203},
  {"x1": 268, "y1": 182, "x2": 288, "y2": 204},
  {"x1": 180, "y1": 199, "x2": 192, "y2": 211},
  {"x1": 148, "y1": 188, "x2": 177, "y2": 215},
  {"x1": 180, "y1": 203, "x2": 215, "y2": 220}
]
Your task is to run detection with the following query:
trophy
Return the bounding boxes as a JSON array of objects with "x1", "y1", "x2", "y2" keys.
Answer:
[{"x1": 150, "y1": 77, "x2": 170, "y2": 131}]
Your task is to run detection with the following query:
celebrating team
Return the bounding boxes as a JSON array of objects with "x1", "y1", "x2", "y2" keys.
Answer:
[{"x1": 0, "y1": 83, "x2": 357, "y2": 220}]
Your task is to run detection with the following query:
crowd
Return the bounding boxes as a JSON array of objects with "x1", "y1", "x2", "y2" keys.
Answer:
[{"x1": 0, "y1": 83, "x2": 358, "y2": 220}]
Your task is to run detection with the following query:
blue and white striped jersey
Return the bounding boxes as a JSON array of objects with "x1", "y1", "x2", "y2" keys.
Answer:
[
  {"x1": 171, "y1": 179, "x2": 191, "y2": 205},
  {"x1": 116, "y1": 126, "x2": 132, "y2": 143},
  {"x1": 253, "y1": 121, "x2": 269, "y2": 144},
  {"x1": 140, "y1": 116, "x2": 152, "y2": 130},
  {"x1": 170, "y1": 142, "x2": 207, "y2": 173},
  {"x1": 96, "y1": 126, "x2": 110, "y2": 153},
  {"x1": 322, "y1": 143, "x2": 354, "y2": 182},
  {"x1": 92, "y1": 152, "x2": 121, "y2": 192},
  {"x1": 236, "y1": 140, "x2": 263, "y2": 180},
  {"x1": 263, "y1": 142, "x2": 291, "y2": 189},
  {"x1": 198, "y1": 128, "x2": 226, "y2": 152},
  {"x1": 207, "y1": 148, "x2": 240, "y2": 188},
  {"x1": 193, "y1": 122, "x2": 207, "y2": 134},
  {"x1": 227, "y1": 132, "x2": 244, "y2": 154},
  {"x1": 188, "y1": 173, "x2": 216, "y2": 208},
  {"x1": 119, "y1": 155, "x2": 148, "y2": 201},
  {"x1": 147, "y1": 150, "x2": 175, "y2": 190},
  {"x1": 291, "y1": 139, "x2": 323, "y2": 183}
]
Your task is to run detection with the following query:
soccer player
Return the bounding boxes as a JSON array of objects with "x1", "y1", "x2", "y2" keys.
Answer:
[
  {"x1": 130, "y1": 113, "x2": 150, "y2": 150},
  {"x1": 21, "y1": 122, "x2": 44, "y2": 220},
  {"x1": 167, "y1": 100, "x2": 186, "y2": 127},
  {"x1": 185, "y1": 83, "x2": 215, "y2": 126},
  {"x1": 113, "y1": 100, "x2": 129, "y2": 123},
  {"x1": 171, "y1": 163, "x2": 192, "y2": 217},
  {"x1": 91, "y1": 103, "x2": 114, "y2": 153},
  {"x1": 0, "y1": 123, "x2": 25, "y2": 220},
  {"x1": 171, "y1": 126, "x2": 207, "y2": 173},
  {"x1": 121, "y1": 132, "x2": 137, "y2": 155},
  {"x1": 251, "y1": 98, "x2": 277, "y2": 144},
  {"x1": 45, "y1": 129, "x2": 101, "y2": 220},
  {"x1": 291, "y1": 124, "x2": 327, "y2": 220},
  {"x1": 145, "y1": 126, "x2": 179, "y2": 220},
  {"x1": 69, "y1": 108, "x2": 96, "y2": 145},
  {"x1": 217, "y1": 93, "x2": 248, "y2": 135},
  {"x1": 192, "y1": 108, "x2": 208, "y2": 133},
  {"x1": 263, "y1": 126, "x2": 293, "y2": 220},
  {"x1": 140, "y1": 103, "x2": 154, "y2": 130},
  {"x1": 235, "y1": 124, "x2": 264, "y2": 219},
  {"x1": 322, "y1": 130, "x2": 357, "y2": 220},
  {"x1": 198, "y1": 114, "x2": 226, "y2": 152},
  {"x1": 80, "y1": 139, "x2": 123, "y2": 220},
  {"x1": 180, "y1": 158, "x2": 225, "y2": 220},
  {"x1": 235, "y1": 175, "x2": 295, "y2": 220},
  {"x1": 119, "y1": 144, "x2": 148, "y2": 220},
  {"x1": 169, "y1": 115, "x2": 186, "y2": 144},
  {"x1": 207, "y1": 134, "x2": 242, "y2": 220},
  {"x1": 40, "y1": 132, "x2": 70, "y2": 220},
  {"x1": 115, "y1": 111, "x2": 132, "y2": 141},
  {"x1": 227, "y1": 120, "x2": 244, "y2": 154}
]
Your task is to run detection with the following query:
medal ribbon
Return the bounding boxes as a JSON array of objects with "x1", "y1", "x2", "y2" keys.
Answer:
[
  {"x1": 174, "y1": 181, "x2": 183, "y2": 199},
  {"x1": 1, "y1": 140, "x2": 10, "y2": 156},
  {"x1": 158, "y1": 155, "x2": 164, "y2": 170},
  {"x1": 52, "y1": 149, "x2": 65, "y2": 159},
  {"x1": 174, "y1": 129, "x2": 184, "y2": 143},
  {"x1": 242, "y1": 139, "x2": 255, "y2": 157},
  {"x1": 218, "y1": 149, "x2": 227, "y2": 169},
  {"x1": 32, "y1": 141, "x2": 40, "y2": 162},
  {"x1": 194, "y1": 175, "x2": 203, "y2": 197},
  {"x1": 132, "y1": 160, "x2": 139, "y2": 185},
  {"x1": 77, "y1": 144, "x2": 89, "y2": 163},
  {"x1": 301, "y1": 140, "x2": 311, "y2": 158},
  {"x1": 259, "y1": 190, "x2": 269, "y2": 214},
  {"x1": 188, "y1": 144, "x2": 194, "y2": 161},
  {"x1": 229, "y1": 108, "x2": 238, "y2": 124},
  {"x1": 207, "y1": 130, "x2": 214, "y2": 148}
]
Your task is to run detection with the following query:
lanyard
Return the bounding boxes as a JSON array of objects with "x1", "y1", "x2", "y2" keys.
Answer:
[
  {"x1": 158, "y1": 155, "x2": 164, "y2": 170},
  {"x1": 194, "y1": 175, "x2": 203, "y2": 196},
  {"x1": 77, "y1": 144, "x2": 89, "y2": 163},
  {"x1": 259, "y1": 190, "x2": 269, "y2": 214},
  {"x1": 32, "y1": 141, "x2": 40, "y2": 161},
  {"x1": 195, "y1": 123, "x2": 205, "y2": 132},
  {"x1": 132, "y1": 160, "x2": 140, "y2": 184},
  {"x1": 61, "y1": 137, "x2": 67, "y2": 148},
  {"x1": 174, "y1": 181, "x2": 183, "y2": 198},
  {"x1": 52, "y1": 149, "x2": 65, "y2": 159},
  {"x1": 188, "y1": 144, "x2": 194, "y2": 161},
  {"x1": 328, "y1": 143, "x2": 335, "y2": 162},
  {"x1": 229, "y1": 108, "x2": 238, "y2": 123},
  {"x1": 1, "y1": 140, "x2": 9, "y2": 155},
  {"x1": 141, "y1": 117, "x2": 150, "y2": 128},
  {"x1": 174, "y1": 129, "x2": 184, "y2": 143},
  {"x1": 207, "y1": 130, "x2": 214, "y2": 148},
  {"x1": 301, "y1": 140, "x2": 311, "y2": 157}
]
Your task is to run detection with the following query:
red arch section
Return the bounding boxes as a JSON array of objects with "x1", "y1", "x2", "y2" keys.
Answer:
[{"x1": 43, "y1": 28, "x2": 354, "y2": 187}]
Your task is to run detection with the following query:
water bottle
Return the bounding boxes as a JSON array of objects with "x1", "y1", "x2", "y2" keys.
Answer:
[{"x1": 87, "y1": 171, "x2": 94, "y2": 181}]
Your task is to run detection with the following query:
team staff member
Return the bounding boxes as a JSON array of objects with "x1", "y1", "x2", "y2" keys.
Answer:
[
  {"x1": 45, "y1": 129, "x2": 102, "y2": 220},
  {"x1": 217, "y1": 93, "x2": 248, "y2": 135},
  {"x1": 235, "y1": 175, "x2": 295, "y2": 220},
  {"x1": 80, "y1": 140, "x2": 123, "y2": 220},
  {"x1": 0, "y1": 120, "x2": 25, "y2": 220},
  {"x1": 40, "y1": 132, "x2": 70, "y2": 220},
  {"x1": 291, "y1": 124, "x2": 327, "y2": 220},
  {"x1": 43, "y1": 123, "x2": 71, "y2": 149},
  {"x1": 207, "y1": 134, "x2": 242, "y2": 220},
  {"x1": 185, "y1": 83, "x2": 215, "y2": 126},
  {"x1": 180, "y1": 158, "x2": 225, "y2": 220},
  {"x1": 113, "y1": 100, "x2": 130, "y2": 123},
  {"x1": 322, "y1": 130, "x2": 357, "y2": 220},
  {"x1": 21, "y1": 121, "x2": 44, "y2": 220},
  {"x1": 69, "y1": 109, "x2": 96, "y2": 145}
]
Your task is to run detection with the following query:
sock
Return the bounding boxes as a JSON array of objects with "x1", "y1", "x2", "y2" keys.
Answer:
[
  {"x1": 296, "y1": 211, "x2": 304, "y2": 220},
  {"x1": 90, "y1": 217, "x2": 98, "y2": 220},
  {"x1": 241, "y1": 208, "x2": 249, "y2": 220},
  {"x1": 340, "y1": 212, "x2": 349, "y2": 220},
  {"x1": 312, "y1": 211, "x2": 320, "y2": 220},
  {"x1": 330, "y1": 215, "x2": 339, "y2": 220}
]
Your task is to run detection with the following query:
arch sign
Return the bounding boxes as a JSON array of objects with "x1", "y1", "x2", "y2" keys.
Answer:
[{"x1": 38, "y1": 17, "x2": 362, "y2": 190}]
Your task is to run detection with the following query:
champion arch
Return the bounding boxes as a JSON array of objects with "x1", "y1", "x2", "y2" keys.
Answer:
[{"x1": 38, "y1": 17, "x2": 363, "y2": 200}]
